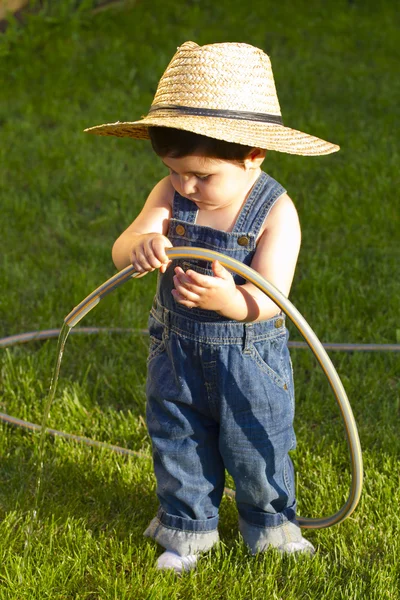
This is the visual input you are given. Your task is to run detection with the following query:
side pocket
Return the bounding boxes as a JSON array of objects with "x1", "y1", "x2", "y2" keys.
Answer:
[
  {"x1": 147, "y1": 314, "x2": 166, "y2": 364},
  {"x1": 147, "y1": 335, "x2": 166, "y2": 364},
  {"x1": 250, "y1": 334, "x2": 290, "y2": 391}
]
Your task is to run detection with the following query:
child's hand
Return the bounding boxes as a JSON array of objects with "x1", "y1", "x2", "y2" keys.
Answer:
[
  {"x1": 130, "y1": 233, "x2": 173, "y2": 274},
  {"x1": 172, "y1": 260, "x2": 238, "y2": 314}
]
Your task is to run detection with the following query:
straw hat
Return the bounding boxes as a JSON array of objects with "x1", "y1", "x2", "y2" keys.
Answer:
[{"x1": 84, "y1": 41, "x2": 339, "y2": 156}]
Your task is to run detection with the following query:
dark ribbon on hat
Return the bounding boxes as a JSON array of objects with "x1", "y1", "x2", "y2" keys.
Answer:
[{"x1": 149, "y1": 104, "x2": 283, "y2": 125}]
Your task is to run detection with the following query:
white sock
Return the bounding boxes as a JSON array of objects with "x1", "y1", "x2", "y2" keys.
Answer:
[
  {"x1": 278, "y1": 538, "x2": 315, "y2": 555},
  {"x1": 156, "y1": 550, "x2": 198, "y2": 574}
]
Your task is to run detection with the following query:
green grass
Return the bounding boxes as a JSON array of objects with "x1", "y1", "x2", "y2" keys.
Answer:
[{"x1": 0, "y1": 0, "x2": 399, "y2": 597}]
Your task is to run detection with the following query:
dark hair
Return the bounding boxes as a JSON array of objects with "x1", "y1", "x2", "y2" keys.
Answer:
[{"x1": 148, "y1": 126, "x2": 254, "y2": 163}]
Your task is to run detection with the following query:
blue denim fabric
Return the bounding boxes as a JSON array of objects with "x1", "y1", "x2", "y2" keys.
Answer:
[{"x1": 144, "y1": 172, "x2": 301, "y2": 555}]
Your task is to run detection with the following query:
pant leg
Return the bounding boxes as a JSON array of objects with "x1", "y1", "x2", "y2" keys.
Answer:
[
  {"x1": 144, "y1": 328, "x2": 224, "y2": 555},
  {"x1": 217, "y1": 331, "x2": 301, "y2": 553}
]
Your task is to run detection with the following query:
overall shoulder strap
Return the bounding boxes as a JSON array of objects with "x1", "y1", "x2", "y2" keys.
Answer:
[
  {"x1": 172, "y1": 191, "x2": 197, "y2": 223},
  {"x1": 233, "y1": 171, "x2": 286, "y2": 236}
]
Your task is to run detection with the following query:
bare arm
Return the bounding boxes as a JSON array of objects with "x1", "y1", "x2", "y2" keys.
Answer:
[
  {"x1": 235, "y1": 193, "x2": 301, "y2": 320},
  {"x1": 172, "y1": 193, "x2": 301, "y2": 321},
  {"x1": 112, "y1": 176, "x2": 174, "y2": 272}
]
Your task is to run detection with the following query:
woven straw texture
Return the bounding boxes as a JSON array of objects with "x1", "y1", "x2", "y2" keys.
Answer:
[{"x1": 84, "y1": 41, "x2": 339, "y2": 156}]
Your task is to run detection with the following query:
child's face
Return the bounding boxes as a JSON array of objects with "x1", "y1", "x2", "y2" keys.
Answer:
[{"x1": 162, "y1": 152, "x2": 263, "y2": 211}]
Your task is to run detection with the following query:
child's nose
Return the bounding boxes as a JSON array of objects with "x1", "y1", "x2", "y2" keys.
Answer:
[{"x1": 180, "y1": 175, "x2": 197, "y2": 196}]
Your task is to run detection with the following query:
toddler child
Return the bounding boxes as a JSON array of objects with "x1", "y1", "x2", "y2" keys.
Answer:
[{"x1": 85, "y1": 41, "x2": 339, "y2": 574}]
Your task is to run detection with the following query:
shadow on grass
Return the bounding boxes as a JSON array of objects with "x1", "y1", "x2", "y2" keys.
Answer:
[
  {"x1": 0, "y1": 445, "x2": 156, "y2": 540},
  {"x1": 0, "y1": 434, "x2": 242, "y2": 551}
]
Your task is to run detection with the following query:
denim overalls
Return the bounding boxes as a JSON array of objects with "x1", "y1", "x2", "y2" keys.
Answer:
[{"x1": 144, "y1": 171, "x2": 302, "y2": 555}]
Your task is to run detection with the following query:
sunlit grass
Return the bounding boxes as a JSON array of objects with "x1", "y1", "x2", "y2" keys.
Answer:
[{"x1": 0, "y1": 0, "x2": 399, "y2": 597}]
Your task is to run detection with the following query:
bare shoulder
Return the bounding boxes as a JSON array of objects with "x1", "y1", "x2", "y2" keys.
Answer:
[
  {"x1": 266, "y1": 192, "x2": 300, "y2": 229},
  {"x1": 123, "y1": 176, "x2": 174, "y2": 236},
  {"x1": 251, "y1": 193, "x2": 301, "y2": 297},
  {"x1": 146, "y1": 175, "x2": 175, "y2": 210},
  {"x1": 258, "y1": 192, "x2": 301, "y2": 241},
  {"x1": 255, "y1": 192, "x2": 301, "y2": 268}
]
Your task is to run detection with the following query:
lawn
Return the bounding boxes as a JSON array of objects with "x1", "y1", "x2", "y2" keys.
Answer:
[{"x1": 0, "y1": 0, "x2": 399, "y2": 597}]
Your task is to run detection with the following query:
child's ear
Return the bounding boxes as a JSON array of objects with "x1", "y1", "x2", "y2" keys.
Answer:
[{"x1": 244, "y1": 148, "x2": 266, "y2": 170}]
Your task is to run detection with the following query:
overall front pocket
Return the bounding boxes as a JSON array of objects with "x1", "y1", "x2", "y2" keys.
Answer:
[
  {"x1": 250, "y1": 334, "x2": 290, "y2": 391},
  {"x1": 181, "y1": 260, "x2": 213, "y2": 276}
]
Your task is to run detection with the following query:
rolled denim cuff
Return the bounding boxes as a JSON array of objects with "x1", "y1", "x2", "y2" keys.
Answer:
[
  {"x1": 239, "y1": 515, "x2": 303, "y2": 554},
  {"x1": 144, "y1": 508, "x2": 219, "y2": 555},
  {"x1": 238, "y1": 501, "x2": 297, "y2": 529}
]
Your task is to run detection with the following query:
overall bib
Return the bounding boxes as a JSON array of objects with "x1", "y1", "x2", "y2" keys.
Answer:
[{"x1": 144, "y1": 171, "x2": 301, "y2": 554}]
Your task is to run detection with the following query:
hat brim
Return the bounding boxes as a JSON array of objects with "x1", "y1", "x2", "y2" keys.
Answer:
[{"x1": 84, "y1": 115, "x2": 339, "y2": 156}]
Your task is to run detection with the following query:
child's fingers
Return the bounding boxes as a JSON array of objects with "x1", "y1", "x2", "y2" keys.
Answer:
[
  {"x1": 212, "y1": 260, "x2": 231, "y2": 279},
  {"x1": 171, "y1": 289, "x2": 196, "y2": 307},
  {"x1": 152, "y1": 236, "x2": 173, "y2": 266},
  {"x1": 136, "y1": 254, "x2": 159, "y2": 271},
  {"x1": 160, "y1": 261, "x2": 172, "y2": 274},
  {"x1": 173, "y1": 274, "x2": 202, "y2": 300},
  {"x1": 135, "y1": 237, "x2": 171, "y2": 271},
  {"x1": 180, "y1": 268, "x2": 213, "y2": 288},
  {"x1": 129, "y1": 235, "x2": 172, "y2": 273},
  {"x1": 130, "y1": 249, "x2": 154, "y2": 272},
  {"x1": 174, "y1": 269, "x2": 207, "y2": 293}
]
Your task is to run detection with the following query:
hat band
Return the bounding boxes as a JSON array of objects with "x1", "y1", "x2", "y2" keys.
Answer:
[{"x1": 148, "y1": 104, "x2": 283, "y2": 125}]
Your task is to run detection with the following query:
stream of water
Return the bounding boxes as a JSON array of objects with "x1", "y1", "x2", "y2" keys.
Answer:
[{"x1": 22, "y1": 322, "x2": 71, "y2": 569}]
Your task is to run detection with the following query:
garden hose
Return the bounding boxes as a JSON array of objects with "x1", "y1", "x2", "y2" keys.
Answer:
[
  {"x1": 1, "y1": 328, "x2": 399, "y2": 351},
  {"x1": 61, "y1": 247, "x2": 363, "y2": 529},
  {"x1": 1, "y1": 247, "x2": 363, "y2": 529}
]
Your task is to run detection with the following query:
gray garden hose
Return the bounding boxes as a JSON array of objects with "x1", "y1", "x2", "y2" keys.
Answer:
[
  {"x1": 0, "y1": 247, "x2": 363, "y2": 529},
  {"x1": 61, "y1": 246, "x2": 363, "y2": 529},
  {"x1": 1, "y1": 328, "x2": 399, "y2": 351}
]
